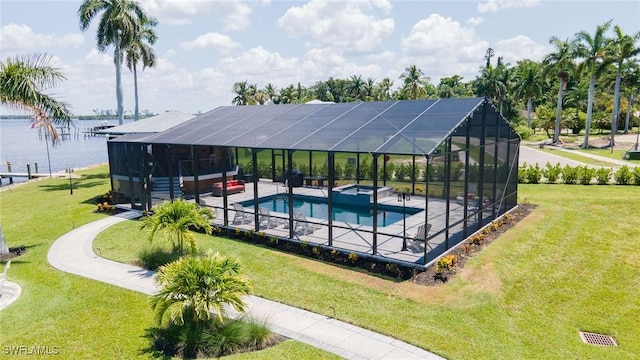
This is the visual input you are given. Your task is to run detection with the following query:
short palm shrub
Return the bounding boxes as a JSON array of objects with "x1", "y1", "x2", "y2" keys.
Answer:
[
  {"x1": 149, "y1": 251, "x2": 273, "y2": 358},
  {"x1": 140, "y1": 199, "x2": 214, "y2": 255}
]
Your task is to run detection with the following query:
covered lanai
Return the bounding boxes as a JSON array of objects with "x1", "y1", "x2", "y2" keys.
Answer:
[{"x1": 107, "y1": 97, "x2": 519, "y2": 267}]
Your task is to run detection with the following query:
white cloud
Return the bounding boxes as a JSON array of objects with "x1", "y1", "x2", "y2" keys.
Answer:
[
  {"x1": 400, "y1": 14, "x2": 489, "y2": 83},
  {"x1": 0, "y1": 23, "x2": 84, "y2": 53},
  {"x1": 367, "y1": 51, "x2": 396, "y2": 63},
  {"x1": 81, "y1": 49, "x2": 113, "y2": 67},
  {"x1": 477, "y1": 0, "x2": 541, "y2": 14},
  {"x1": 495, "y1": 35, "x2": 549, "y2": 63},
  {"x1": 467, "y1": 17, "x2": 484, "y2": 26},
  {"x1": 179, "y1": 33, "x2": 240, "y2": 52},
  {"x1": 144, "y1": 0, "x2": 251, "y2": 31},
  {"x1": 277, "y1": 0, "x2": 394, "y2": 53}
]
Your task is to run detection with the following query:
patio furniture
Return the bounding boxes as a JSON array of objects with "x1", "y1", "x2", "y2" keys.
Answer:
[
  {"x1": 293, "y1": 212, "x2": 315, "y2": 235},
  {"x1": 232, "y1": 203, "x2": 252, "y2": 224},
  {"x1": 212, "y1": 180, "x2": 245, "y2": 197},
  {"x1": 259, "y1": 208, "x2": 279, "y2": 229},
  {"x1": 408, "y1": 224, "x2": 432, "y2": 252}
]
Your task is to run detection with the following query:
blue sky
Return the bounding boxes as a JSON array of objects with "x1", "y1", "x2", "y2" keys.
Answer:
[{"x1": 1, "y1": 0, "x2": 639, "y2": 115}]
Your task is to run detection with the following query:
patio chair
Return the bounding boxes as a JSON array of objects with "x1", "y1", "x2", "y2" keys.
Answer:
[
  {"x1": 293, "y1": 212, "x2": 315, "y2": 235},
  {"x1": 408, "y1": 224, "x2": 432, "y2": 251},
  {"x1": 258, "y1": 207, "x2": 279, "y2": 229},
  {"x1": 232, "y1": 203, "x2": 252, "y2": 224},
  {"x1": 456, "y1": 183, "x2": 477, "y2": 205}
]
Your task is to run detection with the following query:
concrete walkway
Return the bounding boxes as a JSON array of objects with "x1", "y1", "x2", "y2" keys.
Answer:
[
  {"x1": 46, "y1": 211, "x2": 444, "y2": 360},
  {"x1": 0, "y1": 280, "x2": 21, "y2": 310}
]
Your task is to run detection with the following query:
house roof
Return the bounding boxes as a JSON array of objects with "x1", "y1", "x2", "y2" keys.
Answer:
[
  {"x1": 99, "y1": 110, "x2": 195, "y2": 135},
  {"x1": 111, "y1": 98, "x2": 512, "y2": 156}
]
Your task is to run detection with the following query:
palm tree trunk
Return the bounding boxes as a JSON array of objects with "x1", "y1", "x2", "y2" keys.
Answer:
[
  {"x1": 624, "y1": 93, "x2": 634, "y2": 134},
  {"x1": 610, "y1": 73, "x2": 622, "y2": 146},
  {"x1": 583, "y1": 76, "x2": 596, "y2": 148},
  {"x1": 133, "y1": 64, "x2": 139, "y2": 121},
  {"x1": 553, "y1": 78, "x2": 564, "y2": 143},
  {"x1": 114, "y1": 39, "x2": 124, "y2": 125},
  {"x1": 527, "y1": 97, "x2": 533, "y2": 128}
]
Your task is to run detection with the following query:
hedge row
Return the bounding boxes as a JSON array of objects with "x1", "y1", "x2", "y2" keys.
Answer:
[{"x1": 519, "y1": 162, "x2": 640, "y2": 185}]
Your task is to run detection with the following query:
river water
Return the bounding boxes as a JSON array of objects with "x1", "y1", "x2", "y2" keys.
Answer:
[{"x1": 0, "y1": 119, "x2": 124, "y2": 185}]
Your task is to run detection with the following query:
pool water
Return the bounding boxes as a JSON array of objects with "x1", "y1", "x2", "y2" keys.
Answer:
[{"x1": 241, "y1": 194, "x2": 422, "y2": 227}]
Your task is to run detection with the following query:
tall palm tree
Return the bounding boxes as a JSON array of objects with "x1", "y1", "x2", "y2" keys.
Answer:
[
  {"x1": 264, "y1": 83, "x2": 280, "y2": 104},
  {"x1": 543, "y1": 37, "x2": 576, "y2": 143},
  {"x1": 0, "y1": 53, "x2": 72, "y2": 145},
  {"x1": 474, "y1": 64, "x2": 506, "y2": 106},
  {"x1": 399, "y1": 65, "x2": 429, "y2": 100},
  {"x1": 125, "y1": 17, "x2": 157, "y2": 121},
  {"x1": 231, "y1": 81, "x2": 256, "y2": 105},
  {"x1": 513, "y1": 60, "x2": 545, "y2": 128},
  {"x1": 574, "y1": 20, "x2": 613, "y2": 148},
  {"x1": 140, "y1": 199, "x2": 214, "y2": 255},
  {"x1": 608, "y1": 25, "x2": 640, "y2": 141},
  {"x1": 79, "y1": 0, "x2": 152, "y2": 125},
  {"x1": 152, "y1": 251, "x2": 251, "y2": 326},
  {"x1": 621, "y1": 61, "x2": 640, "y2": 134}
]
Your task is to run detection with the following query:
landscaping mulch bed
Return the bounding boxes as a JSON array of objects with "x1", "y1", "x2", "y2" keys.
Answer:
[{"x1": 409, "y1": 203, "x2": 536, "y2": 286}]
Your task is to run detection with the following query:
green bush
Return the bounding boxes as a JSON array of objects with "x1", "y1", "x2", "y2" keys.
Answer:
[
  {"x1": 518, "y1": 162, "x2": 528, "y2": 183},
  {"x1": 515, "y1": 125, "x2": 534, "y2": 140},
  {"x1": 595, "y1": 167, "x2": 612, "y2": 185},
  {"x1": 634, "y1": 167, "x2": 640, "y2": 186},
  {"x1": 541, "y1": 162, "x2": 562, "y2": 184},
  {"x1": 343, "y1": 162, "x2": 355, "y2": 179},
  {"x1": 333, "y1": 163, "x2": 343, "y2": 179},
  {"x1": 614, "y1": 165, "x2": 633, "y2": 185},
  {"x1": 577, "y1": 166, "x2": 595, "y2": 185},
  {"x1": 562, "y1": 165, "x2": 578, "y2": 184},
  {"x1": 525, "y1": 163, "x2": 542, "y2": 184}
]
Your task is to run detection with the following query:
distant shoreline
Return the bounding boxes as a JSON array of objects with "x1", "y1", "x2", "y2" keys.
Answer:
[{"x1": 0, "y1": 163, "x2": 108, "y2": 192}]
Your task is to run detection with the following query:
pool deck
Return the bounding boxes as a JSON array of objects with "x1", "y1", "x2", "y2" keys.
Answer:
[{"x1": 198, "y1": 180, "x2": 483, "y2": 266}]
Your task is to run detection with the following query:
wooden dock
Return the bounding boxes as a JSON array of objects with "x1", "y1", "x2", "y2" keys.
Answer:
[{"x1": 0, "y1": 172, "x2": 68, "y2": 185}]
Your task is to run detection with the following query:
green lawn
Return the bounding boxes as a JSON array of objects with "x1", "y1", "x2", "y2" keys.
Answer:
[
  {"x1": 2, "y1": 167, "x2": 640, "y2": 359},
  {"x1": 578, "y1": 148, "x2": 640, "y2": 164},
  {"x1": 527, "y1": 145, "x2": 622, "y2": 167}
]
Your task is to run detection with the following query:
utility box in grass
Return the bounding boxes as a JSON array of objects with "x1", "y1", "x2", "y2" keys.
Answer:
[{"x1": 623, "y1": 151, "x2": 640, "y2": 160}]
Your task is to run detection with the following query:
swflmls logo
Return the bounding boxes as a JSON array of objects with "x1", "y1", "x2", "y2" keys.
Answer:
[{"x1": 3, "y1": 345, "x2": 60, "y2": 355}]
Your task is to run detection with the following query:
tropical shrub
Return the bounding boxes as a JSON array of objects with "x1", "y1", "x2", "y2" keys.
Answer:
[
  {"x1": 149, "y1": 251, "x2": 265, "y2": 358},
  {"x1": 140, "y1": 199, "x2": 214, "y2": 255},
  {"x1": 615, "y1": 165, "x2": 633, "y2": 185},
  {"x1": 435, "y1": 255, "x2": 458, "y2": 274},
  {"x1": 634, "y1": 167, "x2": 640, "y2": 186},
  {"x1": 541, "y1": 162, "x2": 562, "y2": 183},
  {"x1": 577, "y1": 166, "x2": 595, "y2": 185},
  {"x1": 518, "y1": 162, "x2": 528, "y2": 183},
  {"x1": 561, "y1": 165, "x2": 578, "y2": 184},
  {"x1": 595, "y1": 167, "x2": 612, "y2": 185},
  {"x1": 343, "y1": 162, "x2": 355, "y2": 179},
  {"x1": 524, "y1": 163, "x2": 542, "y2": 184}
]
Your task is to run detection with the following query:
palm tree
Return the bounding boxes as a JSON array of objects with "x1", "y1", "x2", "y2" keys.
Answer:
[
  {"x1": 348, "y1": 75, "x2": 365, "y2": 101},
  {"x1": 264, "y1": 83, "x2": 280, "y2": 104},
  {"x1": 79, "y1": 0, "x2": 152, "y2": 125},
  {"x1": 0, "y1": 53, "x2": 72, "y2": 145},
  {"x1": 140, "y1": 199, "x2": 214, "y2": 255},
  {"x1": 399, "y1": 65, "x2": 429, "y2": 99},
  {"x1": 574, "y1": 20, "x2": 613, "y2": 148},
  {"x1": 378, "y1": 77, "x2": 393, "y2": 100},
  {"x1": 151, "y1": 250, "x2": 251, "y2": 326},
  {"x1": 125, "y1": 17, "x2": 157, "y2": 121},
  {"x1": 608, "y1": 25, "x2": 640, "y2": 140},
  {"x1": 543, "y1": 37, "x2": 576, "y2": 143},
  {"x1": 474, "y1": 64, "x2": 506, "y2": 106},
  {"x1": 513, "y1": 60, "x2": 545, "y2": 128},
  {"x1": 621, "y1": 61, "x2": 640, "y2": 134},
  {"x1": 231, "y1": 81, "x2": 257, "y2": 105}
]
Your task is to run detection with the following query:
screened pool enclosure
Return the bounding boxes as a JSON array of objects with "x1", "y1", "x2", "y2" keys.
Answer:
[{"x1": 107, "y1": 97, "x2": 519, "y2": 267}]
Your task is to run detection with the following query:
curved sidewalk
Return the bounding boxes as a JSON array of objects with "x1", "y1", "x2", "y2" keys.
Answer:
[{"x1": 47, "y1": 211, "x2": 444, "y2": 360}]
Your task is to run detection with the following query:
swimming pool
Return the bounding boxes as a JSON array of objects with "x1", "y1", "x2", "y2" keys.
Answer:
[{"x1": 240, "y1": 194, "x2": 422, "y2": 227}]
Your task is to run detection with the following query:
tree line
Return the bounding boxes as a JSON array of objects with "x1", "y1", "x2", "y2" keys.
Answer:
[{"x1": 232, "y1": 20, "x2": 639, "y2": 148}]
